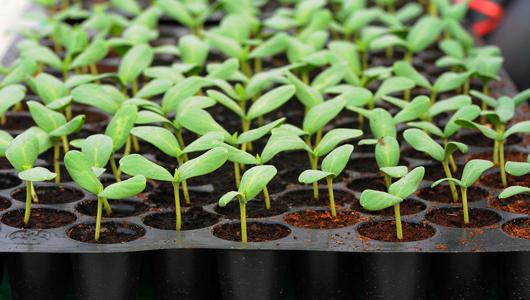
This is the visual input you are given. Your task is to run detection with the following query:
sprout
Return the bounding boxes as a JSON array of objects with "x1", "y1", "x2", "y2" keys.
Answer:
[
  {"x1": 0, "y1": 85, "x2": 26, "y2": 125},
  {"x1": 499, "y1": 155, "x2": 530, "y2": 199},
  {"x1": 157, "y1": 0, "x2": 217, "y2": 35},
  {"x1": 298, "y1": 144, "x2": 354, "y2": 216},
  {"x1": 361, "y1": 167, "x2": 425, "y2": 239},
  {"x1": 104, "y1": 105, "x2": 138, "y2": 181},
  {"x1": 218, "y1": 165, "x2": 278, "y2": 243},
  {"x1": 432, "y1": 159, "x2": 494, "y2": 224},
  {"x1": 65, "y1": 150, "x2": 146, "y2": 241}
]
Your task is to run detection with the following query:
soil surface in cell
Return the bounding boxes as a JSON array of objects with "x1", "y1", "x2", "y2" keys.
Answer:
[
  {"x1": 467, "y1": 151, "x2": 528, "y2": 163},
  {"x1": 2, "y1": 115, "x2": 34, "y2": 131},
  {"x1": 479, "y1": 173, "x2": 530, "y2": 189},
  {"x1": 0, "y1": 174, "x2": 20, "y2": 190},
  {"x1": 358, "y1": 221, "x2": 435, "y2": 242},
  {"x1": 502, "y1": 218, "x2": 530, "y2": 240},
  {"x1": 401, "y1": 148, "x2": 435, "y2": 160},
  {"x1": 213, "y1": 222, "x2": 291, "y2": 242},
  {"x1": 11, "y1": 185, "x2": 84, "y2": 204},
  {"x1": 456, "y1": 132, "x2": 521, "y2": 147},
  {"x1": 73, "y1": 109, "x2": 109, "y2": 125},
  {"x1": 348, "y1": 176, "x2": 387, "y2": 192},
  {"x1": 67, "y1": 222, "x2": 145, "y2": 244},
  {"x1": 0, "y1": 196, "x2": 11, "y2": 211},
  {"x1": 425, "y1": 207, "x2": 501, "y2": 228},
  {"x1": 351, "y1": 198, "x2": 426, "y2": 216},
  {"x1": 489, "y1": 194, "x2": 530, "y2": 215},
  {"x1": 148, "y1": 184, "x2": 217, "y2": 207},
  {"x1": 214, "y1": 200, "x2": 288, "y2": 219},
  {"x1": 423, "y1": 165, "x2": 463, "y2": 181},
  {"x1": 346, "y1": 158, "x2": 408, "y2": 174},
  {"x1": 284, "y1": 210, "x2": 360, "y2": 229},
  {"x1": 278, "y1": 189, "x2": 355, "y2": 207},
  {"x1": 417, "y1": 185, "x2": 489, "y2": 203},
  {"x1": 76, "y1": 199, "x2": 148, "y2": 218},
  {"x1": 2, "y1": 208, "x2": 76, "y2": 229},
  {"x1": 143, "y1": 207, "x2": 220, "y2": 230}
]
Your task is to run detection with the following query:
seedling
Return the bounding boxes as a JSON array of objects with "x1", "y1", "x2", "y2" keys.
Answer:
[
  {"x1": 432, "y1": 159, "x2": 494, "y2": 224},
  {"x1": 360, "y1": 166, "x2": 425, "y2": 239},
  {"x1": 5, "y1": 132, "x2": 56, "y2": 224},
  {"x1": 218, "y1": 165, "x2": 278, "y2": 243},
  {"x1": 157, "y1": 0, "x2": 217, "y2": 35},
  {"x1": 64, "y1": 150, "x2": 146, "y2": 241},
  {"x1": 0, "y1": 85, "x2": 26, "y2": 125},
  {"x1": 403, "y1": 128, "x2": 468, "y2": 201},
  {"x1": 499, "y1": 156, "x2": 530, "y2": 199},
  {"x1": 298, "y1": 144, "x2": 354, "y2": 216}
]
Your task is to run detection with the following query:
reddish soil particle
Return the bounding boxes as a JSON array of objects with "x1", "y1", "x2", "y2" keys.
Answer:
[
  {"x1": 502, "y1": 218, "x2": 530, "y2": 240},
  {"x1": 284, "y1": 210, "x2": 360, "y2": 229},
  {"x1": 2, "y1": 208, "x2": 76, "y2": 229},
  {"x1": 467, "y1": 151, "x2": 528, "y2": 163},
  {"x1": 143, "y1": 207, "x2": 219, "y2": 230},
  {"x1": 212, "y1": 222, "x2": 291, "y2": 242},
  {"x1": 357, "y1": 221, "x2": 435, "y2": 242},
  {"x1": 214, "y1": 200, "x2": 288, "y2": 219},
  {"x1": 347, "y1": 176, "x2": 387, "y2": 192},
  {"x1": 277, "y1": 189, "x2": 356, "y2": 207},
  {"x1": 0, "y1": 174, "x2": 21, "y2": 190},
  {"x1": 351, "y1": 198, "x2": 426, "y2": 216},
  {"x1": 435, "y1": 244, "x2": 449, "y2": 250},
  {"x1": 479, "y1": 173, "x2": 530, "y2": 189},
  {"x1": 425, "y1": 207, "x2": 501, "y2": 228},
  {"x1": 67, "y1": 222, "x2": 145, "y2": 244},
  {"x1": 417, "y1": 185, "x2": 489, "y2": 203},
  {"x1": 489, "y1": 194, "x2": 530, "y2": 215},
  {"x1": 76, "y1": 199, "x2": 148, "y2": 218},
  {"x1": 11, "y1": 185, "x2": 84, "y2": 204}
]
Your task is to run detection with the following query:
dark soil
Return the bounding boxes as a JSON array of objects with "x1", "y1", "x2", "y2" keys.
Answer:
[
  {"x1": 214, "y1": 200, "x2": 288, "y2": 219},
  {"x1": 423, "y1": 164, "x2": 463, "y2": 181},
  {"x1": 2, "y1": 114, "x2": 34, "y2": 132},
  {"x1": 479, "y1": 173, "x2": 530, "y2": 189},
  {"x1": 76, "y1": 199, "x2": 148, "y2": 218},
  {"x1": 147, "y1": 188, "x2": 217, "y2": 208},
  {"x1": 348, "y1": 176, "x2": 387, "y2": 192},
  {"x1": 502, "y1": 218, "x2": 530, "y2": 240},
  {"x1": 2, "y1": 208, "x2": 76, "y2": 229},
  {"x1": 351, "y1": 198, "x2": 426, "y2": 216},
  {"x1": 417, "y1": 185, "x2": 489, "y2": 203},
  {"x1": 425, "y1": 207, "x2": 501, "y2": 228},
  {"x1": 11, "y1": 185, "x2": 84, "y2": 204},
  {"x1": 277, "y1": 189, "x2": 356, "y2": 207},
  {"x1": 358, "y1": 221, "x2": 436, "y2": 242},
  {"x1": 0, "y1": 196, "x2": 11, "y2": 211},
  {"x1": 0, "y1": 158, "x2": 13, "y2": 170},
  {"x1": 0, "y1": 174, "x2": 21, "y2": 190},
  {"x1": 143, "y1": 207, "x2": 220, "y2": 230},
  {"x1": 489, "y1": 194, "x2": 530, "y2": 215},
  {"x1": 284, "y1": 210, "x2": 360, "y2": 229},
  {"x1": 72, "y1": 109, "x2": 109, "y2": 125},
  {"x1": 456, "y1": 132, "x2": 522, "y2": 147},
  {"x1": 269, "y1": 151, "x2": 312, "y2": 171},
  {"x1": 401, "y1": 148, "x2": 434, "y2": 160},
  {"x1": 67, "y1": 222, "x2": 146, "y2": 244},
  {"x1": 466, "y1": 151, "x2": 528, "y2": 163},
  {"x1": 212, "y1": 222, "x2": 291, "y2": 242}
]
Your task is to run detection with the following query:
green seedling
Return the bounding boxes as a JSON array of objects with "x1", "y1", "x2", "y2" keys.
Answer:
[
  {"x1": 499, "y1": 155, "x2": 530, "y2": 199},
  {"x1": 218, "y1": 165, "x2": 278, "y2": 243},
  {"x1": 120, "y1": 147, "x2": 228, "y2": 231},
  {"x1": 361, "y1": 166, "x2": 425, "y2": 239},
  {"x1": 0, "y1": 85, "x2": 26, "y2": 125},
  {"x1": 403, "y1": 128, "x2": 468, "y2": 201},
  {"x1": 157, "y1": 0, "x2": 218, "y2": 35},
  {"x1": 5, "y1": 131, "x2": 56, "y2": 224},
  {"x1": 432, "y1": 159, "x2": 493, "y2": 224},
  {"x1": 65, "y1": 150, "x2": 146, "y2": 241},
  {"x1": 298, "y1": 144, "x2": 354, "y2": 216}
]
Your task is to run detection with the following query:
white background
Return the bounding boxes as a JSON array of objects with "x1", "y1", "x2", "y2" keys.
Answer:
[{"x1": 0, "y1": 0, "x2": 30, "y2": 61}]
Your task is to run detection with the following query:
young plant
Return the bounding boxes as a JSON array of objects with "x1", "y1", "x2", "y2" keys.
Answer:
[
  {"x1": 5, "y1": 132, "x2": 56, "y2": 224},
  {"x1": 119, "y1": 147, "x2": 228, "y2": 230},
  {"x1": 298, "y1": 144, "x2": 354, "y2": 216},
  {"x1": 499, "y1": 156, "x2": 530, "y2": 199},
  {"x1": 0, "y1": 85, "x2": 26, "y2": 125},
  {"x1": 403, "y1": 128, "x2": 468, "y2": 201},
  {"x1": 218, "y1": 165, "x2": 278, "y2": 243},
  {"x1": 157, "y1": 0, "x2": 217, "y2": 35},
  {"x1": 360, "y1": 166, "x2": 425, "y2": 239},
  {"x1": 64, "y1": 151, "x2": 146, "y2": 241},
  {"x1": 432, "y1": 159, "x2": 494, "y2": 224}
]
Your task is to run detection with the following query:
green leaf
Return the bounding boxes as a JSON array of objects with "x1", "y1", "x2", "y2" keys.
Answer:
[
  {"x1": 216, "y1": 143, "x2": 258, "y2": 165},
  {"x1": 407, "y1": 121, "x2": 444, "y2": 137},
  {"x1": 105, "y1": 105, "x2": 138, "y2": 151},
  {"x1": 375, "y1": 136, "x2": 400, "y2": 168},
  {"x1": 205, "y1": 32, "x2": 243, "y2": 60},
  {"x1": 388, "y1": 166, "x2": 425, "y2": 199},
  {"x1": 0, "y1": 131, "x2": 13, "y2": 157},
  {"x1": 429, "y1": 95, "x2": 471, "y2": 117},
  {"x1": 131, "y1": 126, "x2": 180, "y2": 158},
  {"x1": 311, "y1": 63, "x2": 348, "y2": 91},
  {"x1": 162, "y1": 77, "x2": 207, "y2": 114},
  {"x1": 455, "y1": 120, "x2": 499, "y2": 141},
  {"x1": 443, "y1": 105, "x2": 481, "y2": 138},
  {"x1": 177, "y1": 147, "x2": 228, "y2": 182},
  {"x1": 183, "y1": 132, "x2": 224, "y2": 153},
  {"x1": 18, "y1": 167, "x2": 56, "y2": 182},
  {"x1": 207, "y1": 90, "x2": 245, "y2": 118},
  {"x1": 504, "y1": 121, "x2": 530, "y2": 139},
  {"x1": 136, "y1": 78, "x2": 173, "y2": 98},
  {"x1": 499, "y1": 186, "x2": 530, "y2": 199},
  {"x1": 505, "y1": 161, "x2": 530, "y2": 176},
  {"x1": 207, "y1": 58, "x2": 239, "y2": 80},
  {"x1": 47, "y1": 96, "x2": 73, "y2": 111},
  {"x1": 82, "y1": 134, "x2": 113, "y2": 168},
  {"x1": 111, "y1": 0, "x2": 141, "y2": 15},
  {"x1": 444, "y1": 141, "x2": 468, "y2": 159},
  {"x1": 98, "y1": 175, "x2": 146, "y2": 199},
  {"x1": 1, "y1": 59, "x2": 36, "y2": 86},
  {"x1": 70, "y1": 38, "x2": 109, "y2": 69},
  {"x1": 340, "y1": 87, "x2": 372, "y2": 107},
  {"x1": 303, "y1": 97, "x2": 345, "y2": 135},
  {"x1": 393, "y1": 61, "x2": 431, "y2": 89},
  {"x1": 119, "y1": 154, "x2": 174, "y2": 181},
  {"x1": 260, "y1": 133, "x2": 309, "y2": 163},
  {"x1": 119, "y1": 44, "x2": 154, "y2": 85},
  {"x1": 246, "y1": 85, "x2": 296, "y2": 120},
  {"x1": 360, "y1": 189, "x2": 403, "y2": 211},
  {"x1": 178, "y1": 35, "x2": 209, "y2": 66},
  {"x1": 64, "y1": 150, "x2": 104, "y2": 194},
  {"x1": 49, "y1": 115, "x2": 85, "y2": 137},
  {"x1": 393, "y1": 96, "x2": 430, "y2": 124},
  {"x1": 0, "y1": 85, "x2": 26, "y2": 115},
  {"x1": 495, "y1": 97, "x2": 515, "y2": 123},
  {"x1": 21, "y1": 45, "x2": 63, "y2": 71},
  {"x1": 370, "y1": 35, "x2": 407, "y2": 51},
  {"x1": 237, "y1": 118, "x2": 285, "y2": 145},
  {"x1": 135, "y1": 110, "x2": 171, "y2": 125},
  {"x1": 71, "y1": 84, "x2": 120, "y2": 114},
  {"x1": 33, "y1": 73, "x2": 67, "y2": 105},
  {"x1": 374, "y1": 76, "x2": 415, "y2": 101},
  {"x1": 238, "y1": 165, "x2": 277, "y2": 200},
  {"x1": 407, "y1": 16, "x2": 443, "y2": 52},
  {"x1": 380, "y1": 166, "x2": 408, "y2": 178},
  {"x1": 178, "y1": 109, "x2": 231, "y2": 141},
  {"x1": 439, "y1": 39, "x2": 464, "y2": 59},
  {"x1": 285, "y1": 71, "x2": 323, "y2": 108},
  {"x1": 321, "y1": 144, "x2": 353, "y2": 177},
  {"x1": 24, "y1": 127, "x2": 53, "y2": 154},
  {"x1": 433, "y1": 72, "x2": 470, "y2": 93},
  {"x1": 470, "y1": 90, "x2": 496, "y2": 108},
  {"x1": 157, "y1": 0, "x2": 195, "y2": 27},
  {"x1": 460, "y1": 159, "x2": 494, "y2": 188},
  {"x1": 218, "y1": 191, "x2": 243, "y2": 207},
  {"x1": 27, "y1": 101, "x2": 66, "y2": 133},
  {"x1": 250, "y1": 32, "x2": 289, "y2": 58},
  {"x1": 314, "y1": 128, "x2": 363, "y2": 157},
  {"x1": 298, "y1": 169, "x2": 333, "y2": 184},
  {"x1": 370, "y1": 108, "x2": 396, "y2": 139},
  {"x1": 403, "y1": 128, "x2": 445, "y2": 161}
]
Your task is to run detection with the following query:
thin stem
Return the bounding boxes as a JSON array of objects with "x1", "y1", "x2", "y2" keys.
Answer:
[
  {"x1": 61, "y1": 135, "x2": 69, "y2": 152},
  {"x1": 1, "y1": 114, "x2": 5, "y2": 126},
  {"x1": 444, "y1": 139, "x2": 458, "y2": 172},
  {"x1": 95, "y1": 196, "x2": 103, "y2": 241},
  {"x1": 361, "y1": 51, "x2": 368, "y2": 71},
  {"x1": 109, "y1": 154, "x2": 121, "y2": 182},
  {"x1": 24, "y1": 181, "x2": 31, "y2": 224},
  {"x1": 132, "y1": 78, "x2": 139, "y2": 96},
  {"x1": 182, "y1": 180, "x2": 190, "y2": 205},
  {"x1": 404, "y1": 50, "x2": 413, "y2": 63},
  {"x1": 326, "y1": 177, "x2": 336, "y2": 217},
  {"x1": 239, "y1": 199, "x2": 247, "y2": 243},
  {"x1": 383, "y1": 174, "x2": 392, "y2": 190},
  {"x1": 493, "y1": 140, "x2": 499, "y2": 165},
  {"x1": 461, "y1": 187, "x2": 469, "y2": 224},
  {"x1": 305, "y1": 138, "x2": 319, "y2": 199},
  {"x1": 404, "y1": 89, "x2": 411, "y2": 102},
  {"x1": 315, "y1": 129, "x2": 323, "y2": 146},
  {"x1": 263, "y1": 185, "x2": 271, "y2": 209},
  {"x1": 54, "y1": 141, "x2": 61, "y2": 184},
  {"x1": 65, "y1": 106, "x2": 72, "y2": 120},
  {"x1": 173, "y1": 181, "x2": 182, "y2": 231},
  {"x1": 124, "y1": 136, "x2": 132, "y2": 156},
  {"x1": 132, "y1": 135, "x2": 140, "y2": 152},
  {"x1": 442, "y1": 160, "x2": 459, "y2": 202},
  {"x1": 30, "y1": 182, "x2": 39, "y2": 203},
  {"x1": 234, "y1": 162, "x2": 241, "y2": 188},
  {"x1": 102, "y1": 197, "x2": 112, "y2": 216},
  {"x1": 176, "y1": 130, "x2": 189, "y2": 162},
  {"x1": 500, "y1": 140, "x2": 507, "y2": 187},
  {"x1": 430, "y1": 90, "x2": 438, "y2": 104},
  {"x1": 394, "y1": 204, "x2": 403, "y2": 239}
]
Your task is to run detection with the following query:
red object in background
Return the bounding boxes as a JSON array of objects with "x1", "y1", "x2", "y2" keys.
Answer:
[{"x1": 458, "y1": 0, "x2": 504, "y2": 36}]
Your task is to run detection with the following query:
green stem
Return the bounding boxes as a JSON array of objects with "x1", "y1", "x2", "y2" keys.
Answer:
[
  {"x1": 500, "y1": 140, "x2": 507, "y2": 187},
  {"x1": 461, "y1": 187, "x2": 469, "y2": 224},
  {"x1": 173, "y1": 181, "x2": 182, "y2": 231},
  {"x1": 1, "y1": 113, "x2": 5, "y2": 126},
  {"x1": 263, "y1": 185, "x2": 271, "y2": 209},
  {"x1": 132, "y1": 135, "x2": 140, "y2": 152},
  {"x1": 234, "y1": 162, "x2": 241, "y2": 188},
  {"x1": 444, "y1": 139, "x2": 458, "y2": 172},
  {"x1": 124, "y1": 136, "x2": 132, "y2": 156},
  {"x1": 61, "y1": 135, "x2": 70, "y2": 152},
  {"x1": 383, "y1": 174, "x2": 391, "y2": 190},
  {"x1": 176, "y1": 130, "x2": 189, "y2": 162},
  {"x1": 239, "y1": 199, "x2": 247, "y2": 243},
  {"x1": 24, "y1": 181, "x2": 31, "y2": 224},
  {"x1": 54, "y1": 141, "x2": 61, "y2": 184},
  {"x1": 430, "y1": 90, "x2": 437, "y2": 104},
  {"x1": 442, "y1": 160, "x2": 459, "y2": 202},
  {"x1": 30, "y1": 182, "x2": 39, "y2": 203},
  {"x1": 176, "y1": 156, "x2": 190, "y2": 204},
  {"x1": 110, "y1": 154, "x2": 121, "y2": 182},
  {"x1": 65, "y1": 105, "x2": 72, "y2": 120},
  {"x1": 404, "y1": 50, "x2": 413, "y2": 63},
  {"x1": 95, "y1": 196, "x2": 103, "y2": 241},
  {"x1": 102, "y1": 197, "x2": 112, "y2": 216},
  {"x1": 132, "y1": 78, "x2": 139, "y2": 96},
  {"x1": 394, "y1": 204, "x2": 403, "y2": 239},
  {"x1": 493, "y1": 140, "x2": 499, "y2": 165},
  {"x1": 326, "y1": 177, "x2": 336, "y2": 217}
]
